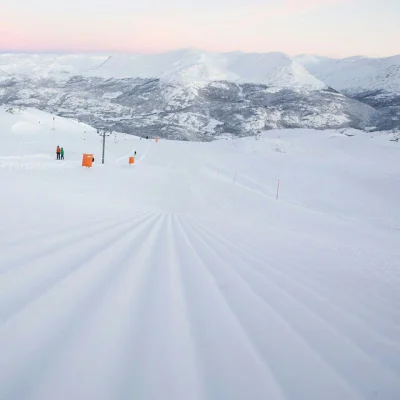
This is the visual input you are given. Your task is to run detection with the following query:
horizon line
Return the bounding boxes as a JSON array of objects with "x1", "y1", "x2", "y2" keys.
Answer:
[{"x1": 0, "y1": 48, "x2": 399, "y2": 60}]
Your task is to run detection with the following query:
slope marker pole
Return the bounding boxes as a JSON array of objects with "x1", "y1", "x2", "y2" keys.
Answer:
[
  {"x1": 102, "y1": 130, "x2": 106, "y2": 164},
  {"x1": 276, "y1": 179, "x2": 280, "y2": 200}
]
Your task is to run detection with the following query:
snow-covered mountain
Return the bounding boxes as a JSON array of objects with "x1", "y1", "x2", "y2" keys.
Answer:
[
  {"x1": 0, "y1": 51, "x2": 327, "y2": 88},
  {"x1": 0, "y1": 50, "x2": 397, "y2": 139},
  {"x1": 295, "y1": 54, "x2": 400, "y2": 94},
  {"x1": 296, "y1": 54, "x2": 400, "y2": 130}
]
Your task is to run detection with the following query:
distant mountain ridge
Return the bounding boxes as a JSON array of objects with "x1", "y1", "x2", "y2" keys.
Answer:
[
  {"x1": 295, "y1": 54, "x2": 400, "y2": 94},
  {"x1": 295, "y1": 54, "x2": 400, "y2": 131},
  {"x1": 0, "y1": 50, "x2": 398, "y2": 140},
  {"x1": 0, "y1": 50, "x2": 327, "y2": 88}
]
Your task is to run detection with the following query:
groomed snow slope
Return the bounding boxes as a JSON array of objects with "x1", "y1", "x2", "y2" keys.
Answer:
[{"x1": 1, "y1": 107, "x2": 400, "y2": 400}]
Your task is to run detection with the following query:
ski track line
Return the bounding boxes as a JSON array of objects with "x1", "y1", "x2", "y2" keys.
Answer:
[
  {"x1": 173, "y1": 216, "x2": 289, "y2": 400},
  {"x1": 0, "y1": 211, "x2": 135, "y2": 247},
  {"x1": 166, "y1": 214, "x2": 207, "y2": 400},
  {"x1": 20, "y1": 213, "x2": 168, "y2": 400},
  {"x1": 0, "y1": 213, "x2": 140, "y2": 274},
  {"x1": 176, "y1": 216, "x2": 367, "y2": 400},
  {"x1": 189, "y1": 218, "x2": 348, "y2": 309},
  {"x1": 190, "y1": 219, "x2": 400, "y2": 357},
  {"x1": 121, "y1": 141, "x2": 152, "y2": 166},
  {"x1": 0, "y1": 213, "x2": 139, "y2": 269},
  {"x1": 0, "y1": 212, "x2": 164, "y2": 400},
  {"x1": 0, "y1": 214, "x2": 124, "y2": 250},
  {"x1": 192, "y1": 217, "x2": 400, "y2": 340},
  {"x1": 110, "y1": 214, "x2": 179, "y2": 399},
  {"x1": 190, "y1": 219, "x2": 398, "y2": 396},
  {"x1": 114, "y1": 142, "x2": 142, "y2": 163},
  {"x1": 0, "y1": 212, "x2": 158, "y2": 324},
  {"x1": 223, "y1": 220, "x2": 400, "y2": 335},
  {"x1": 195, "y1": 217, "x2": 392, "y2": 304},
  {"x1": 169, "y1": 215, "x2": 249, "y2": 400},
  {"x1": 236, "y1": 224, "x2": 400, "y2": 339},
  {"x1": 0, "y1": 210, "x2": 152, "y2": 273},
  {"x1": 110, "y1": 214, "x2": 205, "y2": 400},
  {"x1": 182, "y1": 218, "x2": 400, "y2": 395}
]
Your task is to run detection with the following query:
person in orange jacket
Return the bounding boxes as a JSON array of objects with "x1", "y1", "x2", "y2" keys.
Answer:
[{"x1": 56, "y1": 146, "x2": 61, "y2": 160}]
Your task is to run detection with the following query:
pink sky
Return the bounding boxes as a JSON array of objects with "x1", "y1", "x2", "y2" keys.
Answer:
[{"x1": 1, "y1": 0, "x2": 399, "y2": 57}]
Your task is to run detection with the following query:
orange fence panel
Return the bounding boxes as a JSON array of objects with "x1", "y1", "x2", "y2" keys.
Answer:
[{"x1": 129, "y1": 156, "x2": 135, "y2": 164}]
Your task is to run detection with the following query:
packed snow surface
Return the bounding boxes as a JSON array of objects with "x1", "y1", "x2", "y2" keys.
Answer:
[{"x1": 0, "y1": 107, "x2": 400, "y2": 400}]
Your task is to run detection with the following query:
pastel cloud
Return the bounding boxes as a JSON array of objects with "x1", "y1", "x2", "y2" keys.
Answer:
[{"x1": 1, "y1": 0, "x2": 399, "y2": 57}]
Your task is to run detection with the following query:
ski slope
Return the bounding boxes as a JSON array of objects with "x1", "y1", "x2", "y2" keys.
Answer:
[{"x1": 1, "y1": 107, "x2": 400, "y2": 400}]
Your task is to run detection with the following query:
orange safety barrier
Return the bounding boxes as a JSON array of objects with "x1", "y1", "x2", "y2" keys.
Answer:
[
  {"x1": 82, "y1": 153, "x2": 93, "y2": 168},
  {"x1": 129, "y1": 156, "x2": 135, "y2": 164}
]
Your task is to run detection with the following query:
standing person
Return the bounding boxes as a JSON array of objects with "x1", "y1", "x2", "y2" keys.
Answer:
[
  {"x1": 60, "y1": 147, "x2": 64, "y2": 160},
  {"x1": 56, "y1": 145, "x2": 60, "y2": 160}
]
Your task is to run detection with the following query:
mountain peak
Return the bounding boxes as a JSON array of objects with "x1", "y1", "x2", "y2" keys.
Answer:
[{"x1": 0, "y1": 50, "x2": 326, "y2": 89}]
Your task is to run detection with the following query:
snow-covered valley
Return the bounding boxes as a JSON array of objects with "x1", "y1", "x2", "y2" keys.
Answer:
[
  {"x1": 1, "y1": 50, "x2": 398, "y2": 139},
  {"x1": 1, "y1": 106, "x2": 399, "y2": 399}
]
